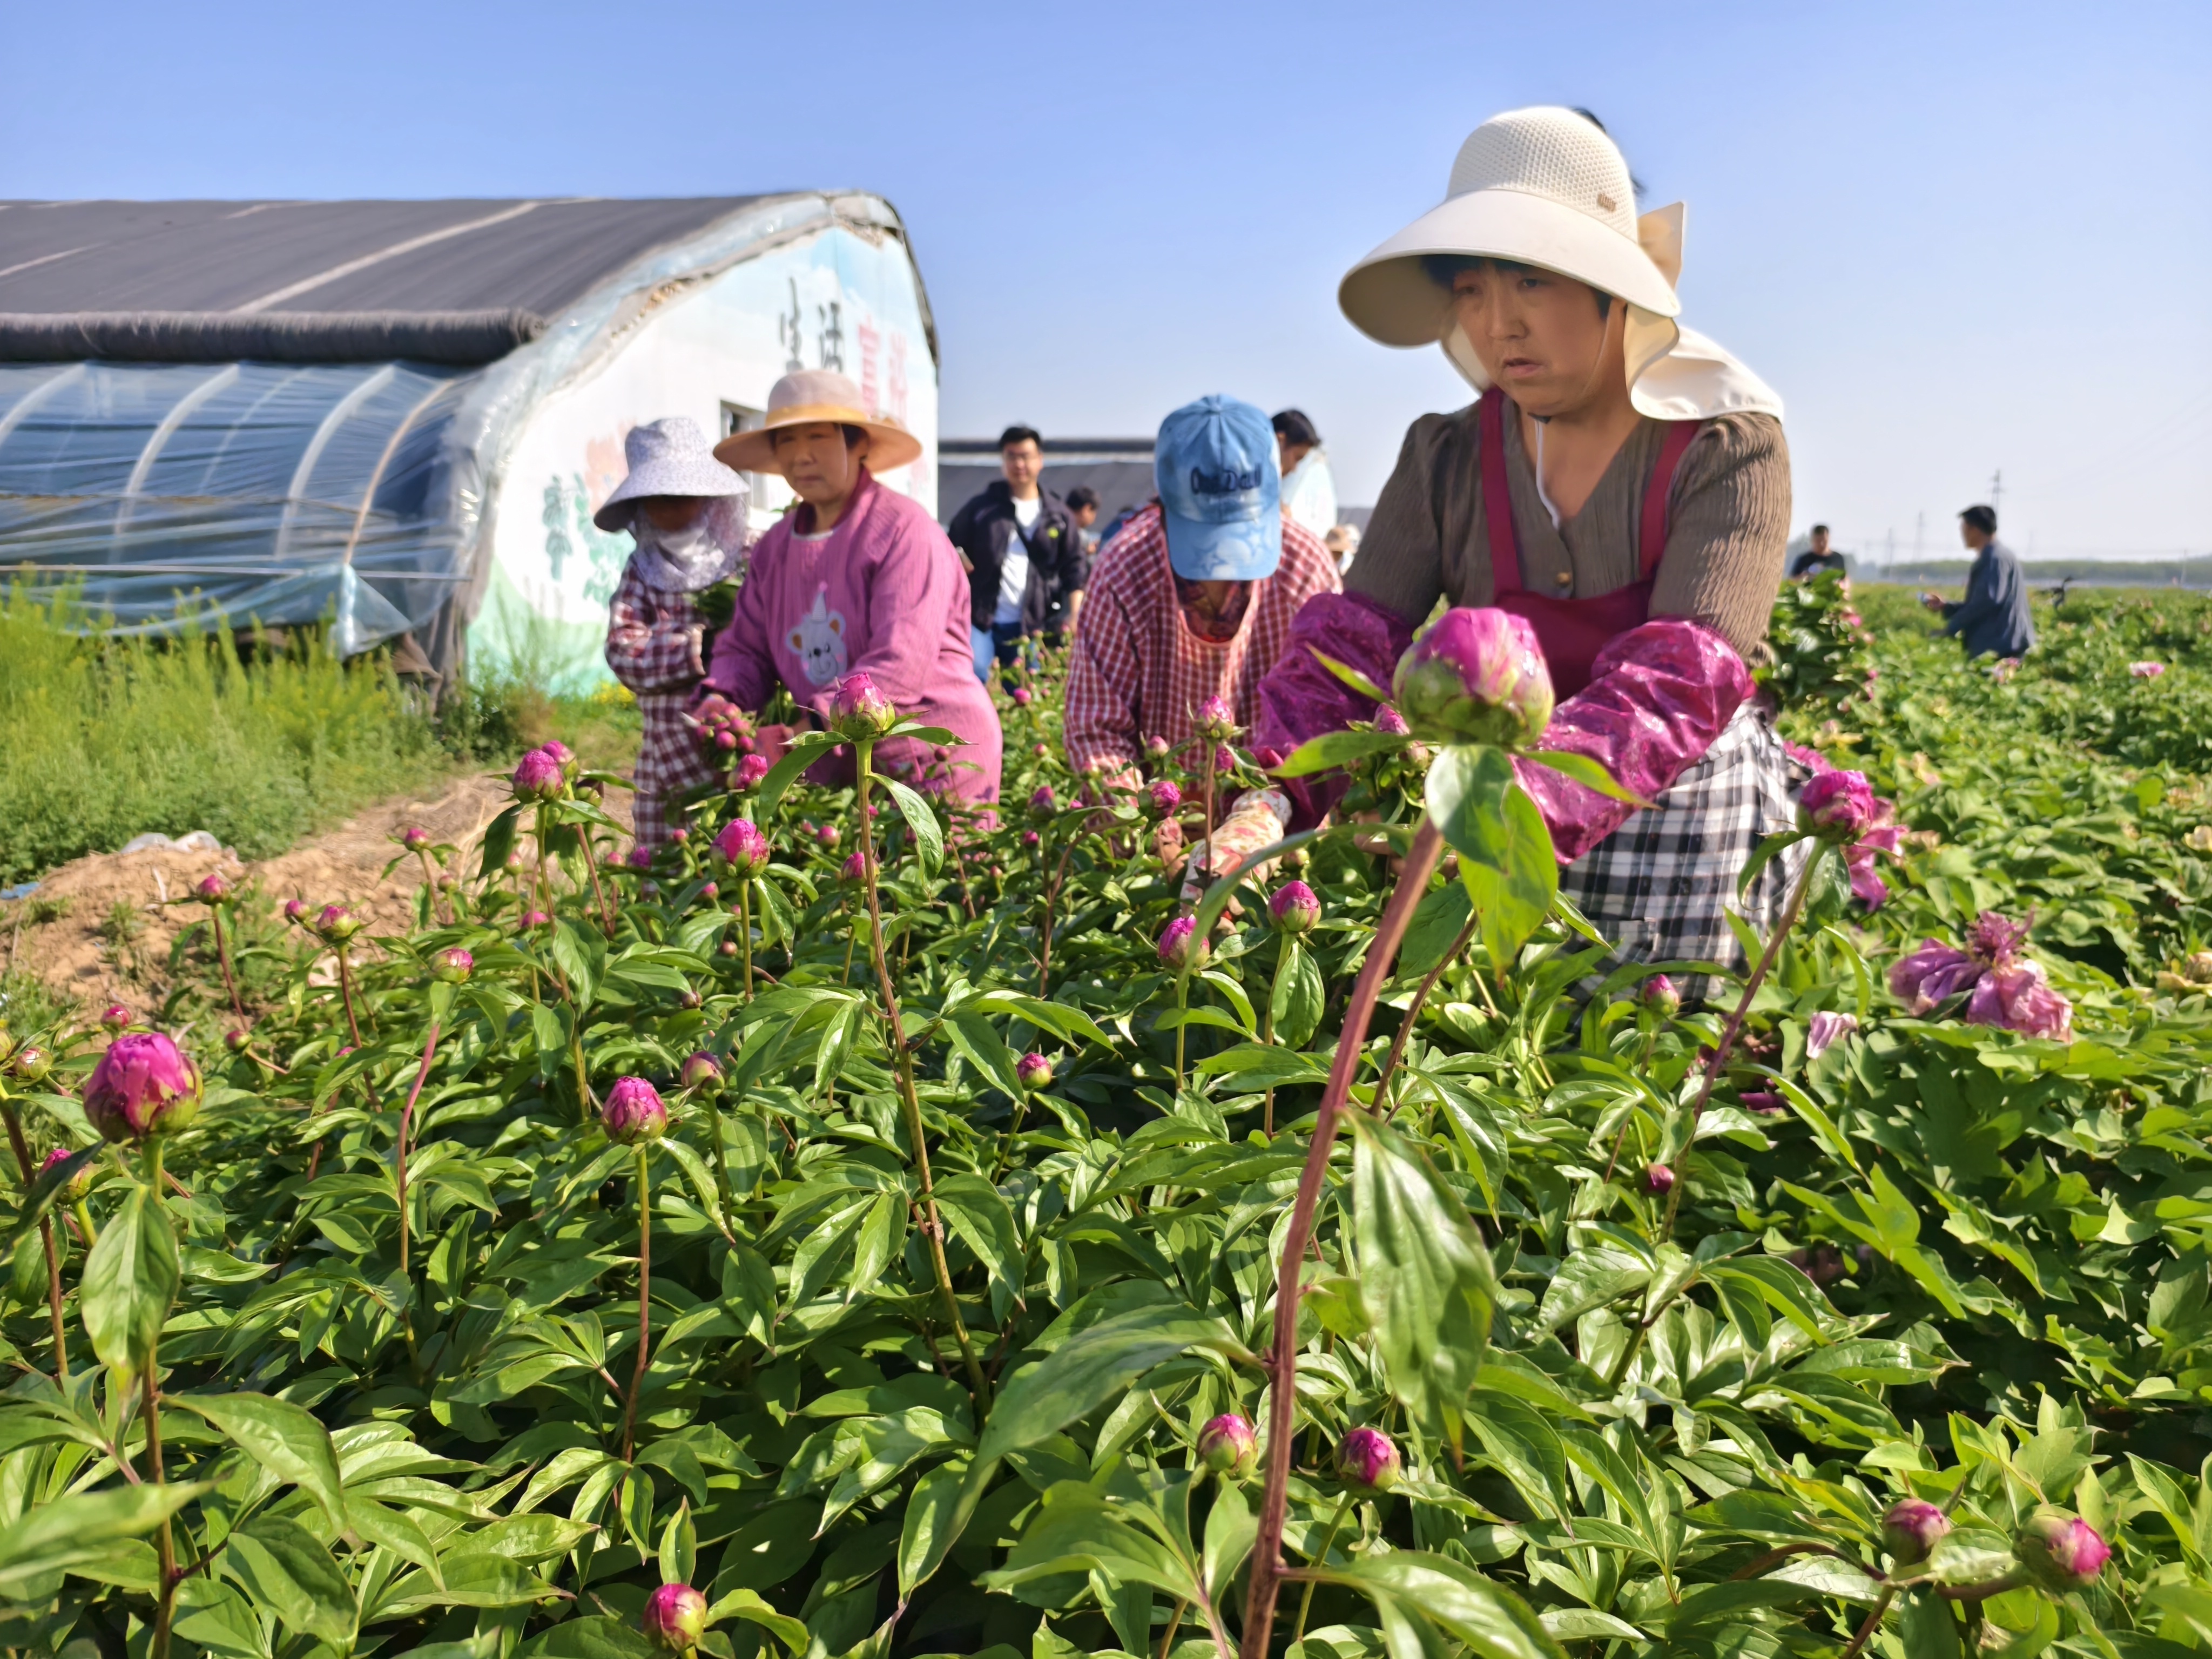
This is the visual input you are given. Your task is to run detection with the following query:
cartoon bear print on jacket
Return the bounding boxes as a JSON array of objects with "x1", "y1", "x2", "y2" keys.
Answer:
[{"x1": 787, "y1": 586, "x2": 850, "y2": 686}]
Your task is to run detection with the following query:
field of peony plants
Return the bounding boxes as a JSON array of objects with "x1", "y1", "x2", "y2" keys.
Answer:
[{"x1": 4, "y1": 576, "x2": 2212, "y2": 1659}]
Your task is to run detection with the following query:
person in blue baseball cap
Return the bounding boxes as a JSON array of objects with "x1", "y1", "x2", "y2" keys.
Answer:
[{"x1": 1064, "y1": 395, "x2": 1341, "y2": 861}]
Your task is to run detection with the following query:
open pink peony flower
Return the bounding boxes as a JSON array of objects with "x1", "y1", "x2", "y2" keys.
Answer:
[
  {"x1": 1270, "y1": 880, "x2": 1321, "y2": 934},
  {"x1": 602, "y1": 1076, "x2": 669, "y2": 1145},
  {"x1": 1967, "y1": 961, "x2": 2074, "y2": 1041},
  {"x1": 1891, "y1": 911, "x2": 2073, "y2": 1038},
  {"x1": 1199, "y1": 1412, "x2": 1258, "y2": 1476},
  {"x1": 640, "y1": 1582, "x2": 709, "y2": 1651},
  {"x1": 1805, "y1": 1011, "x2": 1859, "y2": 1058},
  {"x1": 828, "y1": 672, "x2": 898, "y2": 740},
  {"x1": 712, "y1": 819, "x2": 771, "y2": 878},
  {"x1": 84, "y1": 1031, "x2": 203, "y2": 1143},
  {"x1": 1391, "y1": 607, "x2": 1554, "y2": 748},
  {"x1": 1799, "y1": 769, "x2": 1878, "y2": 839},
  {"x1": 1336, "y1": 1426, "x2": 1401, "y2": 1492}
]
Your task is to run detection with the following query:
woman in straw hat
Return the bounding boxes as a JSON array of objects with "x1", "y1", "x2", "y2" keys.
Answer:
[
  {"x1": 599, "y1": 416, "x2": 752, "y2": 848},
  {"x1": 700, "y1": 370, "x2": 1002, "y2": 803},
  {"x1": 1254, "y1": 106, "x2": 1803, "y2": 990}
]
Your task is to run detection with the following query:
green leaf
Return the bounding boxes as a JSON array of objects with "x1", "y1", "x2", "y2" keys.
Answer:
[
  {"x1": 899, "y1": 1456, "x2": 970, "y2": 1596},
  {"x1": 0, "y1": 1480, "x2": 208, "y2": 1596},
  {"x1": 659, "y1": 1499, "x2": 696, "y2": 1586},
  {"x1": 1272, "y1": 728, "x2": 1407, "y2": 778},
  {"x1": 1521, "y1": 749, "x2": 1654, "y2": 807},
  {"x1": 758, "y1": 733, "x2": 840, "y2": 817},
  {"x1": 1310, "y1": 1551, "x2": 1567, "y2": 1659},
  {"x1": 224, "y1": 1515, "x2": 356, "y2": 1644},
  {"x1": 1269, "y1": 943, "x2": 1327, "y2": 1050},
  {"x1": 1737, "y1": 828, "x2": 1813, "y2": 898},
  {"x1": 935, "y1": 1175, "x2": 1024, "y2": 1300},
  {"x1": 515, "y1": 1616, "x2": 661, "y2": 1658},
  {"x1": 1426, "y1": 746, "x2": 1557, "y2": 969},
  {"x1": 947, "y1": 1014, "x2": 1027, "y2": 1102},
  {"x1": 1348, "y1": 1114, "x2": 1496, "y2": 1446},
  {"x1": 2, "y1": 1145, "x2": 99, "y2": 1253},
  {"x1": 81, "y1": 1182, "x2": 180, "y2": 1377},
  {"x1": 1307, "y1": 647, "x2": 1393, "y2": 704},
  {"x1": 882, "y1": 779, "x2": 944, "y2": 875},
  {"x1": 979, "y1": 1307, "x2": 1232, "y2": 1465},
  {"x1": 705, "y1": 1588, "x2": 810, "y2": 1655},
  {"x1": 1400, "y1": 884, "x2": 1475, "y2": 979},
  {"x1": 167, "y1": 1391, "x2": 348, "y2": 1527},
  {"x1": 478, "y1": 804, "x2": 521, "y2": 879}
]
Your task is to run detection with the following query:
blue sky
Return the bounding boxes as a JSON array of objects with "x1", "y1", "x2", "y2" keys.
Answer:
[{"x1": 7, "y1": 0, "x2": 2206, "y2": 561}]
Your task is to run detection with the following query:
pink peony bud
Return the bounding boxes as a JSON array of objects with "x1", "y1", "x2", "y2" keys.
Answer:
[
  {"x1": 1881, "y1": 1499, "x2": 1951, "y2": 1564},
  {"x1": 1805, "y1": 1010, "x2": 1859, "y2": 1058},
  {"x1": 1148, "y1": 779, "x2": 1182, "y2": 818},
  {"x1": 1028, "y1": 785, "x2": 1056, "y2": 818},
  {"x1": 520, "y1": 909, "x2": 552, "y2": 931},
  {"x1": 1147, "y1": 734, "x2": 1172, "y2": 758},
  {"x1": 401, "y1": 826, "x2": 430, "y2": 850},
  {"x1": 817, "y1": 822, "x2": 841, "y2": 847},
  {"x1": 601, "y1": 1076, "x2": 669, "y2": 1145},
  {"x1": 640, "y1": 1582, "x2": 709, "y2": 1651},
  {"x1": 840, "y1": 851, "x2": 868, "y2": 885},
  {"x1": 1642, "y1": 975, "x2": 1681, "y2": 1017},
  {"x1": 432, "y1": 947, "x2": 474, "y2": 984},
  {"x1": 100, "y1": 1003, "x2": 133, "y2": 1032},
  {"x1": 1158, "y1": 915, "x2": 1209, "y2": 972},
  {"x1": 698, "y1": 881, "x2": 719, "y2": 901},
  {"x1": 1016, "y1": 1052, "x2": 1054, "y2": 1093},
  {"x1": 511, "y1": 746, "x2": 567, "y2": 802},
  {"x1": 224, "y1": 1028, "x2": 251, "y2": 1053},
  {"x1": 1198, "y1": 1412, "x2": 1258, "y2": 1477},
  {"x1": 1643, "y1": 1162, "x2": 1676, "y2": 1195},
  {"x1": 2130, "y1": 661, "x2": 2166, "y2": 679},
  {"x1": 1193, "y1": 695, "x2": 1238, "y2": 743},
  {"x1": 628, "y1": 846, "x2": 654, "y2": 870},
  {"x1": 41, "y1": 1145, "x2": 93, "y2": 1201},
  {"x1": 282, "y1": 899, "x2": 308, "y2": 925},
  {"x1": 671, "y1": 828, "x2": 689, "y2": 845},
  {"x1": 1022, "y1": 830, "x2": 1041, "y2": 847},
  {"x1": 2015, "y1": 1510, "x2": 2110, "y2": 1592},
  {"x1": 1011, "y1": 685, "x2": 1032, "y2": 706},
  {"x1": 10, "y1": 1042, "x2": 51, "y2": 1081},
  {"x1": 715, "y1": 730, "x2": 738, "y2": 751},
  {"x1": 1336, "y1": 1426, "x2": 1401, "y2": 1492},
  {"x1": 1270, "y1": 880, "x2": 1321, "y2": 934},
  {"x1": 712, "y1": 819, "x2": 771, "y2": 878},
  {"x1": 680, "y1": 1051, "x2": 723, "y2": 1091},
  {"x1": 829, "y1": 672, "x2": 898, "y2": 740},
  {"x1": 315, "y1": 903, "x2": 362, "y2": 942},
  {"x1": 732, "y1": 753, "x2": 770, "y2": 790},
  {"x1": 195, "y1": 871, "x2": 233, "y2": 904},
  {"x1": 1391, "y1": 607, "x2": 1554, "y2": 748},
  {"x1": 541, "y1": 739, "x2": 578, "y2": 778},
  {"x1": 1798, "y1": 770, "x2": 1878, "y2": 840},
  {"x1": 1373, "y1": 704, "x2": 1411, "y2": 737},
  {"x1": 83, "y1": 1032, "x2": 203, "y2": 1143}
]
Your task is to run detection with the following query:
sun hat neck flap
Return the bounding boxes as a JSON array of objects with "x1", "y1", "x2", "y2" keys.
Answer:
[
  {"x1": 713, "y1": 369, "x2": 924, "y2": 477},
  {"x1": 592, "y1": 416, "x2": 750, "y2": 531}
]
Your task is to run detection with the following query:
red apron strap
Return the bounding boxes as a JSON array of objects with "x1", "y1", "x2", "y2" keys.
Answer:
[
  {"x1": 1637, "y1": 419, "x2": 1703, "y2": 582},
  {"x1": 1478, "y1": 388, "x2": 1523, "y2": 597}
]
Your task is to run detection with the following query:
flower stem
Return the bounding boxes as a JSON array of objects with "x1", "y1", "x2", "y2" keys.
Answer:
[
  {"x1": 144, "y1": 1137, "x2": 176, "y2": 1659},
  {"x1": 855, "y1": 741, "x2": 991, "y2": 1412},
  {"x1": 623, "y1": 1145, "x2": 651, "y2": 1461},
  {"x1": 0, "y1": 1101, "x2": 68, "y2": 1382},
  {"x1": 334, "y1": 947, "x2": 363, "y2": 1048},
  {"x1": 1293, "y1": 1493, "x2": 1356, "y2": 1643},
  {"x1": 1242, "y1": 819, "x2": 1444, "y2": 1659},
  {"x1": 395, "y1": 1019, "x2": 440, "y2": 1276},
  {"x1": 1263, "y1": 943, "x2": 1287, "y2": 1136},
  {"x1": 1370, "y1": 913, "x2": 1479, "y2": 1115},
  {"x1": 1660, "y1": 842, "x2": 1823, "y2": 1240},
  {"x1": 739, "y1": 882, "x2": 754, "y2": 1001},
  {"x1": 210, "y1": 908, "x2": 244, "y2": 1021},
  {"x1": 415, "y1": 848, "x2": 451, "y2": 926}
]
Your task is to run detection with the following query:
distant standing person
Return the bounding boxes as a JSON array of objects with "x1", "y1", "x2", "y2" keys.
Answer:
[
  {"x1": 1061, "y1": 486, "x2": 1102, "y2": 636},
  {"x1": 1324, "y1": 522, "x2": 1361, "y2": 576},
  {"x1": 947, "y1": 425, "x2": 1087, "y2": 678},
  {"x1": 1923, "y1": 504, "x2": 2033, "y2": 658},
  {"x1": 599, "y1": 417, "x2": 751, "y2": 848},
  {"x1": 1272, "y1": 408, "x2": 1338, "y2": 539},
  {"x1": 1790, "y1": 523, "x2": 1846, "y2": 578}
]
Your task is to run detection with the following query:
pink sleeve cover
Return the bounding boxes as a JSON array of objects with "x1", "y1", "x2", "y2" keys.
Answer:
[{"x1": 1251, "y1": 592, "x2": 1418, "y2": 830}]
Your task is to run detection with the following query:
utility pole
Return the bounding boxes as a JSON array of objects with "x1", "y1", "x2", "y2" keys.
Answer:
[{"x1": 1990, "y1": 469, "x2": 2004, "y2": 515}]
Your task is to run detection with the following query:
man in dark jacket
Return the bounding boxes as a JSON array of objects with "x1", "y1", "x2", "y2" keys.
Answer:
[
  {"x1": 1923, "y1": 504, "x2": 2034, "y2": 658},
  {"x1": 948, "y1": 426, "x2": 1089, "y2": 678}
]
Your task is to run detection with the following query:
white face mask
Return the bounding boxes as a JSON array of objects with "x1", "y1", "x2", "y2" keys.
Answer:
[{"x1": 632, "y1": 502, "x2": 742, "y2": 592}]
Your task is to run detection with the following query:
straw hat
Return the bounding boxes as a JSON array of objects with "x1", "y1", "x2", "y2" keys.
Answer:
[
  {"x1": 591, "y1": 417, "x2": 748, "y2": 531},
  {"x1": 713, "y1": 369, "x2": 923, "y2": 476},
  {"x1": 1339, "y1": 106, "x2": 1781, "y2": 421}
]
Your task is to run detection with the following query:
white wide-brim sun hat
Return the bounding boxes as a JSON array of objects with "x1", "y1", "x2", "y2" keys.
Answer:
[{"x1": 1339, "y1": 106, "x2": 1781, "y2": 421}]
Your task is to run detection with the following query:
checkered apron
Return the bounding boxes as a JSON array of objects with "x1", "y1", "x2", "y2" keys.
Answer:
[{"x1": 1559, "y1": 701, "x2": 1812, "y2": 1002}]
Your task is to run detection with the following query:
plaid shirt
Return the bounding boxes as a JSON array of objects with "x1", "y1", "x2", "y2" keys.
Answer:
[
  {"x1": 605, "y1": 559, "x2": 722, "y2": 846},
  {"x1": 1064, "y1": 506, "x2": 1339, "y2": 777}
]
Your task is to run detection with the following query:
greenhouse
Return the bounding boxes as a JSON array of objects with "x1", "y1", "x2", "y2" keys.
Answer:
[{"x1": 0, "y1": 192, "x2": 942, "y2": 685}]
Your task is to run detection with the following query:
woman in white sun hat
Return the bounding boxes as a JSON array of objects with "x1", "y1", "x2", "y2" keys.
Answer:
[
  {"x1": 1254, "y1": 105, "x2": 1803, "y2": 994},
  {"x1": 599, "y1": 416, "x2": 752, "y2": 849}
]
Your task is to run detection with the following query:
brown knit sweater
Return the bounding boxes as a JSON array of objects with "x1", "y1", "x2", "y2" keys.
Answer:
[{"x1": 1348, "y1": 403, "x2": 1791, "y2": 659}]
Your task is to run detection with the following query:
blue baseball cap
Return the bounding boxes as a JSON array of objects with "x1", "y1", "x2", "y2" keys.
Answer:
[{"x1": 1155, "y1": 395, "x2": 1282, "y2": 582}]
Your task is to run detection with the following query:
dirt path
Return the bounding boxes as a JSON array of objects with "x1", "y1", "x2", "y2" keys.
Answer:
[{"x1": 5, "y1": 771, "x2": 634, "y2": 1017}]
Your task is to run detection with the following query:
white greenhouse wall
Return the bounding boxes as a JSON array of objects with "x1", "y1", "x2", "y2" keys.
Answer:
[{"x1": 470, "y1": 221, "x2": 938, "y2": 690}]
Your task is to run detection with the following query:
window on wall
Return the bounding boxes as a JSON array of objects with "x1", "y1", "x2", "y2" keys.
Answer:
[{"x1": 721, "y1": 402, "x2": 791, "y2": 529}]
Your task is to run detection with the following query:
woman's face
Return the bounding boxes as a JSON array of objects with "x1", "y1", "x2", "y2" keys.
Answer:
[
  {"x1": 1450, "y1": 261, "x2": 1624, "y2": 419},
  {"x1": 773, "y1": 422, "x2": 869, "y2": 505},
  {"x1": 638, "y1": 496, "x2": 708, "y2": 533}
]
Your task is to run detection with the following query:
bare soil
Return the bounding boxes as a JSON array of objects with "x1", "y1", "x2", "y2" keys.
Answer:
[{"x1": 4, "y1": 771, "x2": 633, "y2": 1017}]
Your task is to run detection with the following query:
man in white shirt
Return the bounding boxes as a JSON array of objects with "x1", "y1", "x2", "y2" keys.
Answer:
[{"x1": 947, "y1": 425, "x2": 1088, "y2": 679}]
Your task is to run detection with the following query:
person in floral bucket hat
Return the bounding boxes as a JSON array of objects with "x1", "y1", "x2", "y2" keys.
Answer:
[{"x1": 601, "y1": 416, "x2": 754, "y2": 848}]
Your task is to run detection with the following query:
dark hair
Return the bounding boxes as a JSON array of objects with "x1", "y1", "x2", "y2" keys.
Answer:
[
  {"x1": 1271, "y1": 409, "x2": 1321, "y2": 449},
  {"x1": 1422, "y1": 253, "x2": 1613, "y2": 318},
  {"x1": 999, "y1": 424, "x2": 1043, "y2": 452},
  {"x1": 1064, "y1": 485, "x2": 1099, "y2": 512},
  {"x1": 1811, "y1": 523, "x2": 1830, "y2": 536},
  {"x1": 770, "y1": 422, "x2": 868, "y2": 449},
  {"x1": 1960, "y1": 504, "x2": 1998, "y2": 535}
]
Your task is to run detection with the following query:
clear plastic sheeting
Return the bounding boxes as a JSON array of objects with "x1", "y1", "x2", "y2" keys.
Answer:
[{"x1": 0, "y1": 359, "x2": 474, "y2": 655}]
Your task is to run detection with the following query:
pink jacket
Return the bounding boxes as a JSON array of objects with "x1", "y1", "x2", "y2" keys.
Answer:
[{"x1": 701, "y1": 471, "x2": 1003, "y2": 802}]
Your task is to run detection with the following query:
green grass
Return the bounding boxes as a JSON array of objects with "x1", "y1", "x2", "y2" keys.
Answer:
[{"x1": 0, "y1": 590, "x2": 454, "y2": 886}]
